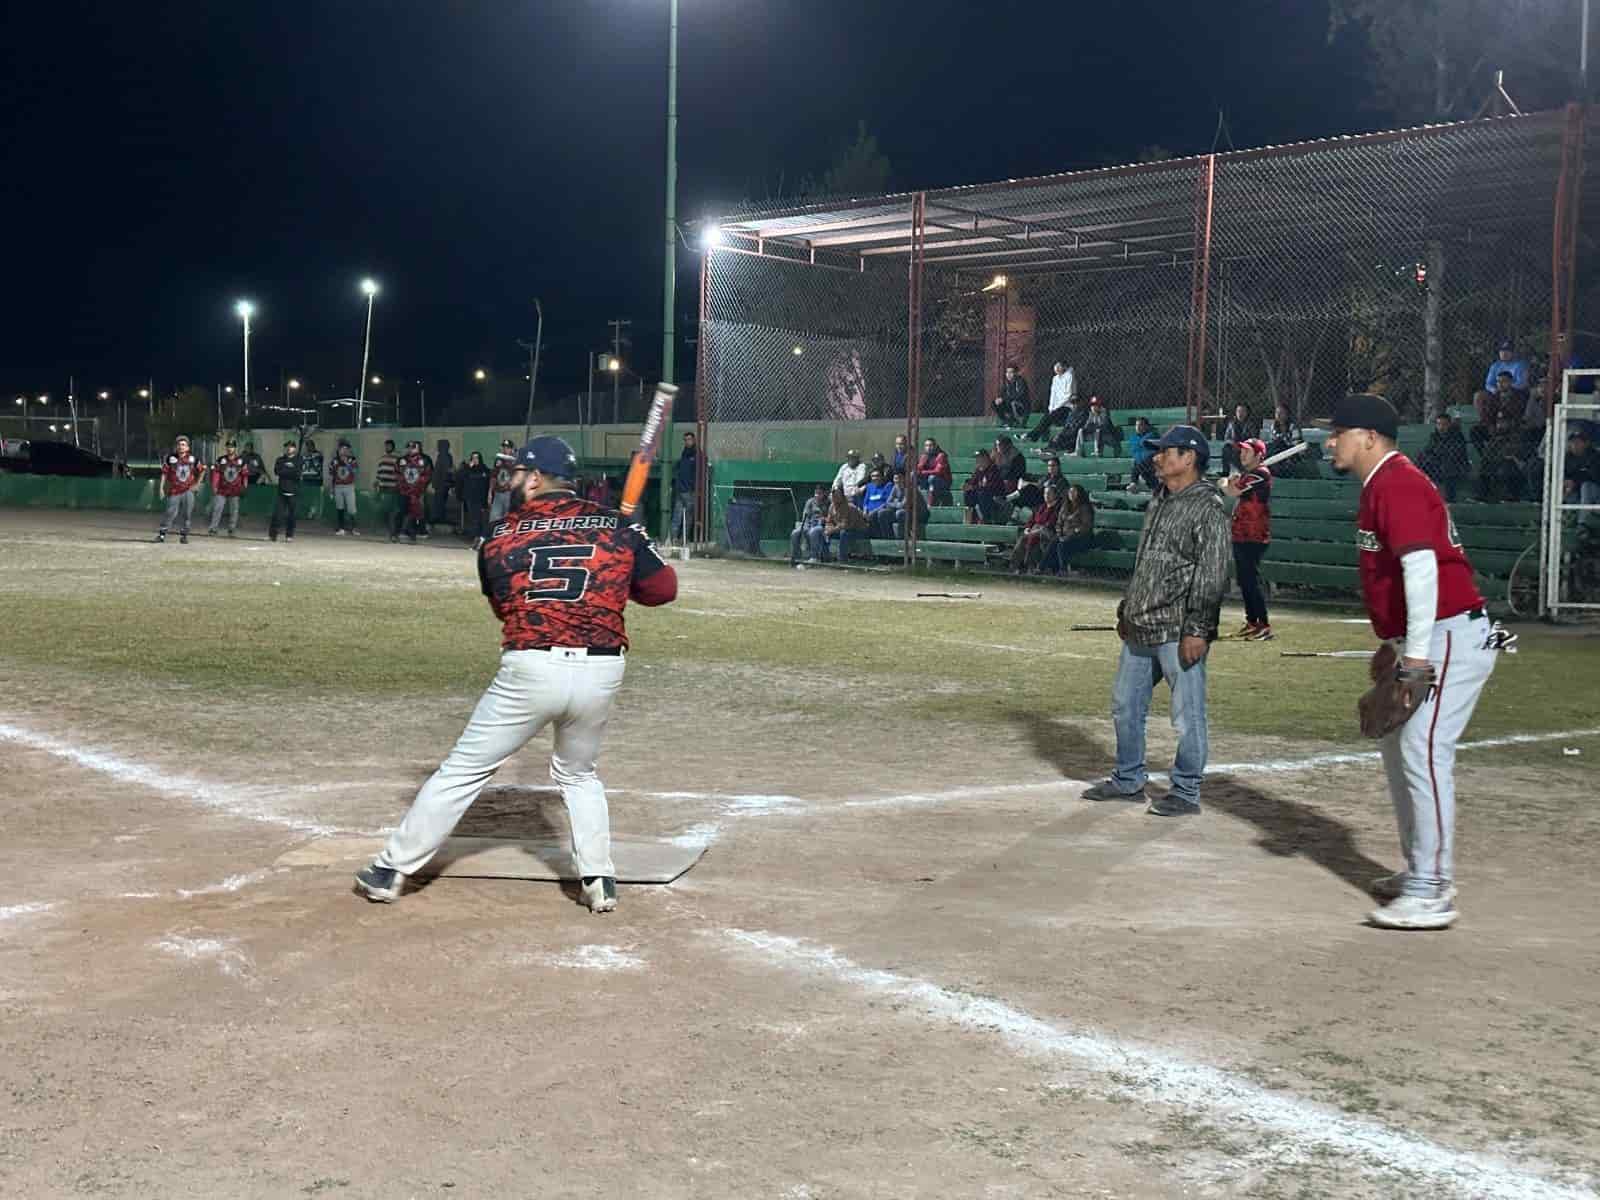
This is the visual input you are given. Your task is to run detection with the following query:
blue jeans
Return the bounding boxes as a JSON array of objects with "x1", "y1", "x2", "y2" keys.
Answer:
[{"x1": 1109, "y1": 640, "x2": 1210, "y2": 806}]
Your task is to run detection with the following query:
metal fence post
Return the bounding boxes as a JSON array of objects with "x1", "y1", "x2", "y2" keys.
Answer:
[
  {"x1": 694, "y1": 248, "x2": 711, "y2": 546},
  {"x1": 904, "y1": 191, "x2": 926, "y2": 566},
  {"x1": 1185, "y1": 154, "x2": 1217, "y2": 426}
]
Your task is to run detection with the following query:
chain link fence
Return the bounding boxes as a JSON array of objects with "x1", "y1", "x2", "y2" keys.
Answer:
[{"x1": 694, "y1": 109, "x2": 1592, "y2": 605}]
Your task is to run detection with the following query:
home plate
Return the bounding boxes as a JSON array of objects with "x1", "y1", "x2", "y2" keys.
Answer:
[{"x1": 275, "y1": 835, "x2": 708, "y2": 884}]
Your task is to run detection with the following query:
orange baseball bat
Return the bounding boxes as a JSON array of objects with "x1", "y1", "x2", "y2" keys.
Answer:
[{"x1": 619, "y1": 383, "x2": 677, "y2": 516}]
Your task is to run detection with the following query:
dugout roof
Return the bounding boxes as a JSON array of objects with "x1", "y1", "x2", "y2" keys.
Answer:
[{"x1": 706, "y1": 111, "x2": 1573, "y2": 278}]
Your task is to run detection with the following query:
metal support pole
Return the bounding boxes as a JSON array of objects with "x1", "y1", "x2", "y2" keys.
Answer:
[
  {"x1": 586, "y1": 353, "x2": 594, "y2": 428},
  {"x1": 1184, "y1": 155, "x2": 1217, "y2": 426},
  {"x1": 904, "y1": 192, "x2": 926, "y2": 567},
  {"x1": 661, "y1": 0, "x2": 679, "y2": 386},
  {"x1": 694, "y1": 250, "x2": 711, "y2": 546},
  {"x1": 1546, "y1": 103, "x2": 1587, "y2": 418},
  {"x1": 357, "y1": 292, "x2": 375, "y2": 431},
  {"x1": 522, "y1": 298, "x2": 544, "y2": 445}
]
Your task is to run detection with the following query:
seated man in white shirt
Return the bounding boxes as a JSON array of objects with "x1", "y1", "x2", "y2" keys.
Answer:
[
  {"x1": 832, "y1": 449, "x2": 869, "y2": 504},
  {"x1": 1025, "y1": 362, "x2": 1077, "y2": 442}
]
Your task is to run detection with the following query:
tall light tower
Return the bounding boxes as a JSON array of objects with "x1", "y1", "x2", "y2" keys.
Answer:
[
  {"x1": 357, "y1": 278, "x2": 379, "y2": 430},
  {"x1": 661, "y1": 0, "x2": 679, "y2": 386},
  {"x1": 235, "y1": 300, "x2": 255, "y2": 420}
]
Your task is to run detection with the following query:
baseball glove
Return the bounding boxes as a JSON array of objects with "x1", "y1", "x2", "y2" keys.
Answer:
[{"x1": 1358, "y1": 659, "x2": 1437, "y2": 739}]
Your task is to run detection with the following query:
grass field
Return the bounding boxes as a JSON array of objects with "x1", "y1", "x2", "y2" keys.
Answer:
[{"x1": 3, "y1": 510, "x2": 1599, "y2": 1199}]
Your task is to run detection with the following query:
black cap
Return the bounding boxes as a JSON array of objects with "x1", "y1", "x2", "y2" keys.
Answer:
[
  {"x1": 1150, "y1": 424, "x2": 1210, "y2": 465},
  {"x1": 515, "y1": 435, "x2": 578, "y2": 478},
  {"x1": 1329, "y1": 393, "x2": 1399, "y2": 440}
]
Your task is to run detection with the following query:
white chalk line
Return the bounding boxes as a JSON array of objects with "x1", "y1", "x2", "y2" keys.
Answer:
[
  {"x1": 153, "y1": 933, "x2": 255, "y2": 982},
  {"x1": 0, "y1": 902, "x2": 58, "y2": 923},
  {"x1": 511, "y1": 944, "x2": 646, "y2": 972},
  {"x1": 723, "y1": 929, "x2": 1591, "y2": 1200},
  {"x1": 0, "y1": 717, "x2": 366, "y2": 837}
]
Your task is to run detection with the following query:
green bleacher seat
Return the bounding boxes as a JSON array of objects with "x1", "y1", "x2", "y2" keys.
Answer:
[{"x1": 921, "y1": 523, "x2": 1020, "y2": 545}]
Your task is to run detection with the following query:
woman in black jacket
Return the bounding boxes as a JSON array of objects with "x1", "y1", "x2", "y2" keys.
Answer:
[{"x1": 458, "y1": 451, "x2": 492, "y2": 547}]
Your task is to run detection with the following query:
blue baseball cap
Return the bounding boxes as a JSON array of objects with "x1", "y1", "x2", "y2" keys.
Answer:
[
  {"x1": 515, "y1": 435, "x2": 579, "y2": 478},
  {"x1": 1150, "y1": 424, "x2": 1210, "y2": 464}
]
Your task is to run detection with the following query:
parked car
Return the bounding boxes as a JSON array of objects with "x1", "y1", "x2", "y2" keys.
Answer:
[{"x1": 0, "y1": 439, "x2": 116, "y2": 477}]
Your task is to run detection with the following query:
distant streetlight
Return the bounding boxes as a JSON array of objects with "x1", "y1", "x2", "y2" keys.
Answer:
[
  {"x1": 97, "y1": 390, "x2": 110, "y2": 400},
  {"x1": 474, "y1": 368, "x2": 488, "y2": 382},
  {"x1": 700, "y1": 224, "x2": 724, "y2": 250},
  {"x1": 236, "y1": 300, "x2": 254, "y2": 419},
  {"x1": 13, "y1": 397, "x2": 22, "y2": 407},
  {"x1": 791, "y1": 345, "x2": 804, "y2": 356},
  {"x1": 370, "y1": 374, "x2": 382, "y2": 385},
  {"x1": 606, "y1": 357, "x2": 621, "y2": 372},
  {"x1": 37, "y1": 395, "x2": 48, "y2": 404},
  {"x1": 288, "y1": 378, "x2": 302, "y2": 390},
  {"x1": 223, "y1": 385, "x2": 234, "y2": 394},
  {"x1": 357, "y1": 278, "x2": 378, "y2": 429},
  {"x1": 982, "y1": 274, "x2": 1008, "y2": 292}
]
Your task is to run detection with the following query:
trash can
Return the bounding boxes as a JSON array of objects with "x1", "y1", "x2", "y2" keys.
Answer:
[{"x1": 724, "y1": 496, "x2": 764, "y2": 555}]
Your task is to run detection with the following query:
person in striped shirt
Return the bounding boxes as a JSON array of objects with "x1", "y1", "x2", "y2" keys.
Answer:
[{"x1": 375, "y1": 439, "x2": 400, "y2": 536}]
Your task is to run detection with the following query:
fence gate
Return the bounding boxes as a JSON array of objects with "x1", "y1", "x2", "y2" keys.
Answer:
[{"x1": 1538, "y1": 375, "x2": 1600, "y2": 619}]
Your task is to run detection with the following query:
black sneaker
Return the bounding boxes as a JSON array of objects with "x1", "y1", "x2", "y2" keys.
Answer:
[
  {"x1": 579, "y1": 875, "x2": 617, "y2": 913},
  {"x1": 1081, "y1": 780, "x2": 1147, "y2": 803},
  {"x1": 389, "y1": 534, "x2": 400, "y2": 543},
  {"x1": 354, "y1": 862, "x2": 403, "y2": 903},
  {"x1": 1146, "y1": 794, "x2": 1202, "y2": 818},
  {"x1": 207, "y1": 529, "x2": 217, "y2": 537},
  {"x1": 269, "y1": 533, "x2": 278, "y2": 542},
  {"x1": 179, "y1": 532, "x2": 188, "y2": 544},
  {"x1": 153, "y1": 532, "x2": 166, "y2": 543}
]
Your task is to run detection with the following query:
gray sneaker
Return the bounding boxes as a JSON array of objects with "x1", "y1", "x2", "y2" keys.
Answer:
[
  {"x1": 579, "y1": 875, "x2": 617, "y2": 913},
  {"x1": 1081, "y1": 780, "x2": 1147, "y2": 803},
  {"x1": 1146, "y1": 794, "x2": 1202, "y2": 817},
  {"x1": 1370, "y1": 872, "x2": 1457, "y2": 903},
  {"x1": 354, "y1": 862, "x2": 403, "y2": 903}
]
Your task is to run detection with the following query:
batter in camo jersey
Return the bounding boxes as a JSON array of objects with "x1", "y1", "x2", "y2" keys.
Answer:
[
  {"x1": 355, "y1": 435, "x2": 678, "y2": 912},
  {"x1": 155, "y1": 435, "x2": 205, "y2": 543},
  {"x1": 1326, "y1": 393, "x2": 1497, "y2": 931}
]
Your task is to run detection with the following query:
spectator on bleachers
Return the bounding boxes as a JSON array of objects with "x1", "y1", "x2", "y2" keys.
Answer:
[
  {"x1": 1047, "y1": 394, "x2": 1091, "y2": 453},
  {"x1": 832, "y1": 449, "x2": 869, "y2": 504},
  {"x1": 1416, "y1": 413, "x2": 1471, "y2": 502},
  {"x1": 1261, "y1": 403, "x2": 1301, "y2": 457},
  {"x1": 1475, "y1": 410, "x2": 1529, "y2": 502},
  {"x1": 1564, "y1": 424, "x2": 1600, "y2": 526},
  {"x1": 917, "y1": 437, "x2": 953, "y2": 506},
  {"x1": 867, "y1": 451, "x2": 890, "y2": 479},
  {"x1": 1076, "y1": 396, "x2": 1119, "y2": 457},
  {"x1": 885, "y1": 468, "x2": 928, "y2": 539},
  {"x1": 992, "y1": 435, "x2": 1027, "y2": 494},
  {"x1": 1025, "y1": 361, "x2": 1076, "y2": 442},
  {"x1": 891, "y1": 434, "x2": 914, "y2": 475},
  {"x1": 1481, "y1": 369, "x2": 1528, "y2": 433},
  {"x1": 1041, "y1": 483, "x2": 1096, "y2": 575},
  {"x1": 824, "y1": 485, "x2": 870, "y2": 560},
  {"x1": 862, "y1": 466, "x2": 895, "y2": 536},
  {"x1": 1223, "y1": 438, "x2": 1273, "y2": 641},
  {"x1": 1484, "y1": 340, "x2": 1530, "y2": 392},
  {"x1": 1221, "y1": 404, "x2": 1256, "y2": 474},
  {"x1": 1128, "y1": 417, "x2": 1160, "y2": 491},
  {"x1": 963, "y1": 448, "x2": 1007, "y2": 524},
  {"x1": 1010, "y1": 482, "x2": 1063, "y2": 573},
  {"x1": 790, "y1": 483, "x2": 829, "y2": 563},
  {"x1": 992, "y1": 364, "x2": 1032, "y2": 429},
  {"x1": 1014, "y1": 454, "x2": 1067, "y2": 508}
]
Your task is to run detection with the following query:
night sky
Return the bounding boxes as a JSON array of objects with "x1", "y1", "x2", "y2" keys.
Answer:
[{"x1": 1, "y1": 0, "x2": 1383, "y2": 407}]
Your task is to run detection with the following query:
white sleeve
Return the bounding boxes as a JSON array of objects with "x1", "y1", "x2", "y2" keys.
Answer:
[{"x1": 1399, "y1": 549, "x2": 1439, "y2": 662}]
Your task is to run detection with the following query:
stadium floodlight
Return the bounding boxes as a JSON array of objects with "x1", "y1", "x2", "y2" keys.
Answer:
[
  {"x1": 356, "y1": 279, "x2": 379, "y2": 428},
  {"x1": 700, "y1": 224, "x2": 724, "y2": 250},
  {"x1": 236, "y1": 300, "x2": 254, "y2": 418},
  {"x1": 360, "y1": 277, "x2": 379, "y2": 297},
  {"x1": 982, "y1": 274, "x2": 1008, "y2": 292}
]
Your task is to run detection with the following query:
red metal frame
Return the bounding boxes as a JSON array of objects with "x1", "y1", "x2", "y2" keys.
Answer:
[
  {"x1": 1184, "y1": 155, "x2": 1216, "y2": 426},
  {"x1": 1546, "y1": 103, "x2": 1588, "y2": 417},
  {"x1": 904, "y1": 191, "x2": 926, "y2": 564}
]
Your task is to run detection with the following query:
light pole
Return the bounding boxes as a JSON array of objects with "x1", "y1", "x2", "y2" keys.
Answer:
[
  {"x1": 235, "y1": 300, "x2": 254, "y2": 421},
  {"x1": 661, "y1": 0, "x2": 679, "y2": 385},
  {"x1": 518, "y1": 298, "x2": 543, "y2": 444},
  {"x1": 357, "y1": 278, "x2": 378, "y2": 430}
]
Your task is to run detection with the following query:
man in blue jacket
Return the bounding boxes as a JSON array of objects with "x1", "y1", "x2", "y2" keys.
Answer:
[
  {"x1": 1128, "y1": 417, "x2": 1160, "y2": 491},
  {"x1": 861, "y1": 466, "x2": 896, "y2": 536}
]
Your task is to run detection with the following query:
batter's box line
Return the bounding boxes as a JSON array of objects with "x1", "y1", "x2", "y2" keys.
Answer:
[{"x1": 720, "y1": 928, "x2": 1593, "y2": 1200}]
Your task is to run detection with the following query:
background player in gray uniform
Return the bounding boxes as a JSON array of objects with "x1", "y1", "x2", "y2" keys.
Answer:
[{"x1": 355, "y1": 435, "x2": 678, "y2": 912}]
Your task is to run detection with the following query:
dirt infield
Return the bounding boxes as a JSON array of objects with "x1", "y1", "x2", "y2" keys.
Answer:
[{"x1": 2, "y1": 510, "x2": 1597, "y2": 1198}]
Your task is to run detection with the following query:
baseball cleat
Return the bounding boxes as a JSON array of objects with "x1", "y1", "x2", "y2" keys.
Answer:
[
  {"x1": 179, "y1": 533, "x2": 189, "y2": 544},
  {"x1": 1244, "y1": 623, "x2": 1274, "y2": 641},
  {"x1": 334, "y1": 528, "x2": 346, "y2": 536},
  {"x1": 227, "y1": 529, "x2": 236, "y2": 537},
  {"x1": 1146, "y1": 794, "x2": 1202, "y2": 817},
  {"x1": 354, "y1": 863, "x2": 404, "y2": 903},
  {"x1": 1081, "y1": 780, "x2": 1147, "y2": 803},
  {"x1": 1367, "y1": 895, "x2": 1457, "y2": 930},
  {"x1": 207, "y1": 529, "x2": 217, "y2": 536},
  {"x1": 579, "y1": 875, "x2": 617, "y2": 913},
  {"x1": 153, "y1": 532, "x2": 166, "y2": 542}
]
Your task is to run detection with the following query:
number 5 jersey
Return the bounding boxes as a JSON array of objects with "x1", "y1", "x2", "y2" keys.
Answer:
[{"x1": 477, "y1": 490, "x2": 677, "y2": 651}]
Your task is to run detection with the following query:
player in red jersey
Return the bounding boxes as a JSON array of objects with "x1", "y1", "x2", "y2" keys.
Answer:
[
  {"x1": 155, "y1": 435, "x2": 205, "y2": 543},
  {"x1": 327, "y1": 440, "x2": 361, "y2": 535},
  {"x1": 206, "y1": 439, "x2": 249, "y2": 536},
  {"x1": 1326, "y1": 394, "x2": 1500, "y2": 930},
  {"x1": 356, "y1": 435, "x2": 677, "y2": 912},
  {"x1": 1223, "y1": 437, "x2": 1273, "y2": 640},
  {"x1": 391, "y1": 441, "x2": 432, "y2": 543}
]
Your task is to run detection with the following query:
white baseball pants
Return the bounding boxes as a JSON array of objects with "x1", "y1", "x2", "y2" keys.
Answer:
[
  {"x1": 1379, "y1": 611, "x2": 1496, "y2": 898},
  {"x1": 159, "y1": 491, "x2": 196, "y2": 534},
  {"x1": 379, "y1": 648, "x2": 626, "y2": 880}
]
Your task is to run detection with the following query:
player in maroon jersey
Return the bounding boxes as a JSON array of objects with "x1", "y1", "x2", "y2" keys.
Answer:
[
  {"x1": 155, "y1": 435, "x2": 205, "y2": 543},
  {"x1": 356, "y1": 435, "x2": 677, "y2": 912},
  {"x1": 206, "y1": 439, "x2": 249, "y2": 536},
  {"x1": 328, "y1": 439, "x2": 361, "y2": 535},
  {"x1": 391, "y1": 441, "x2": 432, "y2": 543},
  {"x1": 1223, "y1": 437, "x2": 1273, "y2": 640},
  {"x1": 1326, "y1": 393, "x2": 1500, "y2": 930}
]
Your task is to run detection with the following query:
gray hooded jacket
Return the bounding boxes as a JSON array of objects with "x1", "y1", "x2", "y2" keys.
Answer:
[{"x1": 1117, "y1": 479, "x2": 1231, "y2": 645}]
